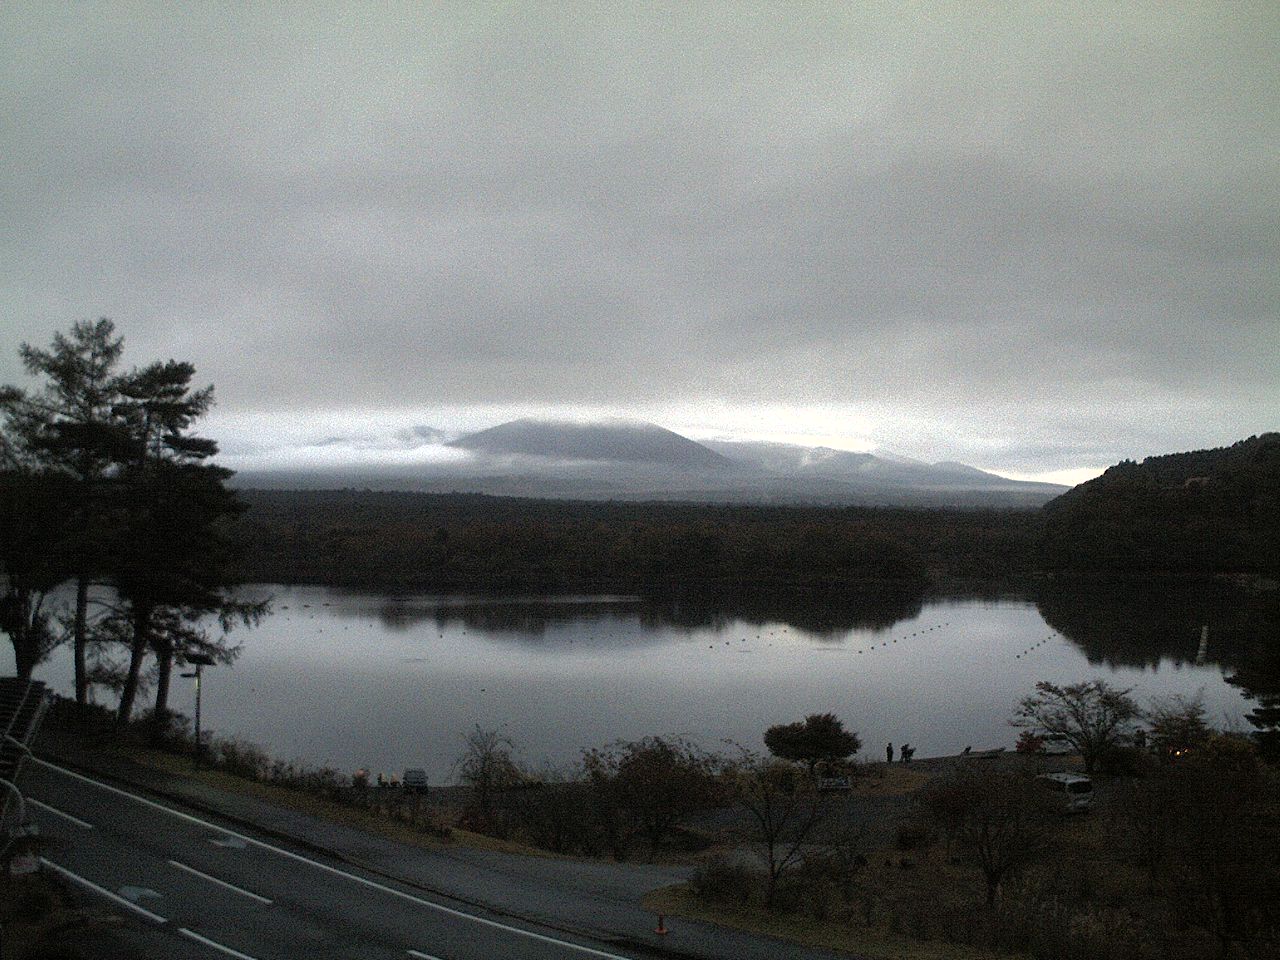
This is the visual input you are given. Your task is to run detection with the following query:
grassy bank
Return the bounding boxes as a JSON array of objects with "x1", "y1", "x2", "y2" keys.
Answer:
[
  {"x1": 36, "y1": 705, "x2": 548, "y2": 858},
  {"x1": 643, "y1": 881, "x2": 1026, "y2": 960}
]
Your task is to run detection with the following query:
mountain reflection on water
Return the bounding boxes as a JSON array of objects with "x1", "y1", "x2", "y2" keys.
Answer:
[
  {"x1": 26, "y1": 581, "x2": 1274, "y2": 779},
  {"x1": 363, "y1": 585, "x2": 927, "y2": 642},
  {"x1": 1035, "y1": 582, "x2": 1279, "y2": 672},
  {"x1": 1036, "y1": 581, "x2": 1280, "y2": 753}
]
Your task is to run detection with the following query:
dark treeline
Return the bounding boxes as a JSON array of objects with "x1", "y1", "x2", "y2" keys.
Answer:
[
  {"x1": 0, "y1": 321, "x2": 263, "y2": 721},
  {"x1": 234, "y1": 488, "x2": 1042, "y2": 593},
  {"x1": 1039, "y1": 433, "x2": 1280, "y2": 581},
  {"x1": 235, "y1": 432, "x2": 1279, "y2": 593}
]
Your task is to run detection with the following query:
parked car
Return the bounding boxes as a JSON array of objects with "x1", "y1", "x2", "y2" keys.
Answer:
[{"x1": 1036, "y1": 772, "x2": 1093, "y2": 813}]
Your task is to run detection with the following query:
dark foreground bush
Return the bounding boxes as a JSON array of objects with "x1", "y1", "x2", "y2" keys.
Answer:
[
  {"x1": 894, "y1": 818, "x2": 934, "y2": 851},
  {"x1": 503, "y1": 780, "x2": 598, "y2": 854},
  {"x1": 689, "y1": 856, "x2": 756, "y2": 905}
]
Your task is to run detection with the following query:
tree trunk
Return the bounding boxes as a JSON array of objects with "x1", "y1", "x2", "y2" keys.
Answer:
[
  {"x1": 13, "y1": 635, "x2": 36, "y2": 681},
  {"x1": 153, "y1": 634, "x2": 173, "y2": 721},
  {"x1": 7, "y1": 597, "x2": 38, "y2": 680},
  {"x1": 73, "y1": 574, "x2": 89, "y2": 706},
  {"x1": 117, "y1": 605, "x2": 152, "y2": 724}
]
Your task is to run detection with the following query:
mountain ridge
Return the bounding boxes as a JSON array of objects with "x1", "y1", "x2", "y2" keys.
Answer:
[
  {"x1": 231, "y1": 418, "x2": 1067, "y2": 508},
  {"x1": 449, "y1": 417, "x2": 733, "y2": 469}
]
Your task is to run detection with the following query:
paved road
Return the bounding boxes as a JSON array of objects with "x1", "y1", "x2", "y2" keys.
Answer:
[
  {"x1": 23, "y1": 758, "x2": 857, "y2": 960},
  {"x1": 25, "y1": 759, "x2": 656, "y2": 960}
]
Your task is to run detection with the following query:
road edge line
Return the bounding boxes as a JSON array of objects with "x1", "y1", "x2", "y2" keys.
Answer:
[
  {"x1": 33, "y1": 753, "x2": 714, "y2": 960},
  {"x1": 33, "y1": 757, "x2": 641, "y2": 960},
  {"x1": 28, "y1": 796, "x2": 95, "y2": 829},
  {"x1": 179, "y1": 927, "x2": 262, "y2": 960},
  {"x1": 40, "y1": 858, "x2": 168, "y2": 924}
]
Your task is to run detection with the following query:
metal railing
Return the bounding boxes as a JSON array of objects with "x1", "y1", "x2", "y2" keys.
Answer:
[{"x1": 0, "y1": 680, "x2": 50, "y2": 834}]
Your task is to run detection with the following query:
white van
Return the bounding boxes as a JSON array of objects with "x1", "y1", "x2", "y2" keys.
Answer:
[{"x1": 1036, "y1": 772, "x2": 1094, "y2": 813}]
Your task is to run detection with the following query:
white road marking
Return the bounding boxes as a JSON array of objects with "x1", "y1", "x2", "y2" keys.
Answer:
[
  {"x1": 119, "y1": 885, "x2": 163, "y2": 903},
  {"x1": 40, "y1": 858, "x2": 168, "y2": 924},
  {"x1": 179, "y1": 927, "x2": 262, "y2": 960},
  {"x1": 28, "y1": 797, "x2": 94, "y2": 829},
  {"x1": 407, "y1": 951, "x2": 447, "y2": 960},
  {"x1": 35, "y1": 758, "x2": 635, "y2": 960},
  {"x1": 168, "y1": 859, "x2": 273, "y2": 905}
]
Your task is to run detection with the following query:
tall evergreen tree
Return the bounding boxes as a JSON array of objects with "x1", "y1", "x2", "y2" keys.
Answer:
[
  {"x1": 109, "y1": 360, "x2": 263, "y2": 723},
  {"x1": 0, "y1": 467, "x2": 75, "y2": 678},
  {"x1": 6, "y1": 319, "x2": 127, "y2": 702},
  {"x1": 3, "y1": 321, "x2": 262, "y2": 719}
]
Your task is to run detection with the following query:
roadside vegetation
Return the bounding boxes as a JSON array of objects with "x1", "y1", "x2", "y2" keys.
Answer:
[
  {"x1": 666, "y1": 690, "x2": 1280, "y2": 960},
  {"x1": 37, "y1": 680, "x2": 1280, "y2": 959},
  {"x1": 0, "y1": 868, "x2": 106, "y2": 960}
]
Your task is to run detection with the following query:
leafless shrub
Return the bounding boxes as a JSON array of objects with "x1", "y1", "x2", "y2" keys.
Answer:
[
  {"x1": 504, "y1": 768, "x2": 598, "y2": 854},
  {"x1": 689, "y1": 855, "x2": 756, "y2": 905},
  {"x1": 583, "y1": 736, "x2": 722, "y2": 861}
]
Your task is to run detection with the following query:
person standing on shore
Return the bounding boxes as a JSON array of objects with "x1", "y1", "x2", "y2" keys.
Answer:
[{"x1": 886, "y1": 742, "x2": 894, "y2": 764}]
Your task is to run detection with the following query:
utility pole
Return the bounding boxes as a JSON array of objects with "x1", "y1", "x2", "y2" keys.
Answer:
[{"x1": 181, "y1": 653, "x2": 217, "y2": 764}]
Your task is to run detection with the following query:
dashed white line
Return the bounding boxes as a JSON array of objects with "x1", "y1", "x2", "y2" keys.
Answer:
[
  {"x1": 39, "y1": 858, "x2": 167, "y2": 924},
  {"x1": 407, "y1": 951, "x2": 447, "y2": 960},
  {"x1": 35, "y1": 758, "x2": 636, "y2": 960},
  {"x1": 28, "y1": 797, "x2": 94, "y2": 829},
  {"x1": 40, "y1": 858, "x2": 265, "y2": 960},
  {"x1": 179, "y1": 927, "x2": 262, "y2": 960},
  {"x1": 168, "y1": 859, "x2": 273, "y2": 905}
]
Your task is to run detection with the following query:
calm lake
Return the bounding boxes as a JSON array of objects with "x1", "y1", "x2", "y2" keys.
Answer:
[{"x1": 21, "y1": 583, "x2": 1269, "y2": 784}]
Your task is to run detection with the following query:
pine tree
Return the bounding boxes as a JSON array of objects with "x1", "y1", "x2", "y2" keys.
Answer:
[
  {"x1": 110, "y1": 359, "x2": 263, "y2": 723},
  {"x1": 6, "y1": 319, "x2": 127, "y2": 701}
]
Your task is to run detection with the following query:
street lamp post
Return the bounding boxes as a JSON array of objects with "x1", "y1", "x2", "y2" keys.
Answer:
[{"x1": 181, "y1": 653, "x2": 217, "y2": 763}]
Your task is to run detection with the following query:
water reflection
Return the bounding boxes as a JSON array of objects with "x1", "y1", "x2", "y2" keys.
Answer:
[
  {"x1": 1225, "y1": 644, "x2": 1280, "y2": 759},
  {"x1": 365, "y1": 585, "x2": 926, "y2": 642},
  {"x1": 374, "y1": 596, "x2": 641, "y2": 636},
  {"x1": 1036, "y1": 581, "x2": 1278, "y2": 672},
  {"x1": 1037, "y1": 581, "x2": 1280, "y2": 753},
  {"x1": 24, "y1": 582, "x2": 1265, "y2": 782},
  {"x1": 641, "y1": 587, "x2": 925, "y2": 637}
]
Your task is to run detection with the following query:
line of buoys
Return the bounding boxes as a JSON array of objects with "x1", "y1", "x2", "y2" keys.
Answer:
[{"x1": 1016, "y1": 633, "x2": 1061, "y2": 659}]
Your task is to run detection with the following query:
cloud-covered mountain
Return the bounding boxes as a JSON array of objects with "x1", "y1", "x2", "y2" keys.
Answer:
[
  {"x1": 449, "y1": 418, "x2": 732, "y2": 469},
  {"x1": 231, "y1": 418, "x2": 1067, "y2": 507},
  {"x1": 702, "y1": 439, "x2": 1062, "y2": 493}
]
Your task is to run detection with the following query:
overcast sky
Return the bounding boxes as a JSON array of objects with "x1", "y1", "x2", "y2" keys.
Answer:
[{"x1": 3, "y1": 3, "x2": 1276, "y2": 484}]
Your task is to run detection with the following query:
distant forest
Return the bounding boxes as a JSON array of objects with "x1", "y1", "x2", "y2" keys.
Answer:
[
  {"x1": 234, "y1": 490, "x2": 1040, "y2": 592},
  {"x1": 233, "y1": 434, "x2": 1280, "y2": 594}
]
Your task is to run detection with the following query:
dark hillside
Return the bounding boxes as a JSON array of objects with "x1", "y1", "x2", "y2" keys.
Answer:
[{"x1": 1039, "y1": 433, "x2": 1280, "y2": 580}]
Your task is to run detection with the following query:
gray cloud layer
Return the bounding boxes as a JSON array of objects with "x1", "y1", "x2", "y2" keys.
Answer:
[{"x1": 2, "y1": 3, "x2": 1276, "y2": 476}]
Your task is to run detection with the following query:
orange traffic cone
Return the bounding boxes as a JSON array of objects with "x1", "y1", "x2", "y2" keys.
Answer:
[{"x1": 654, "y1": 914, "x2": 668, "y2": 935}]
